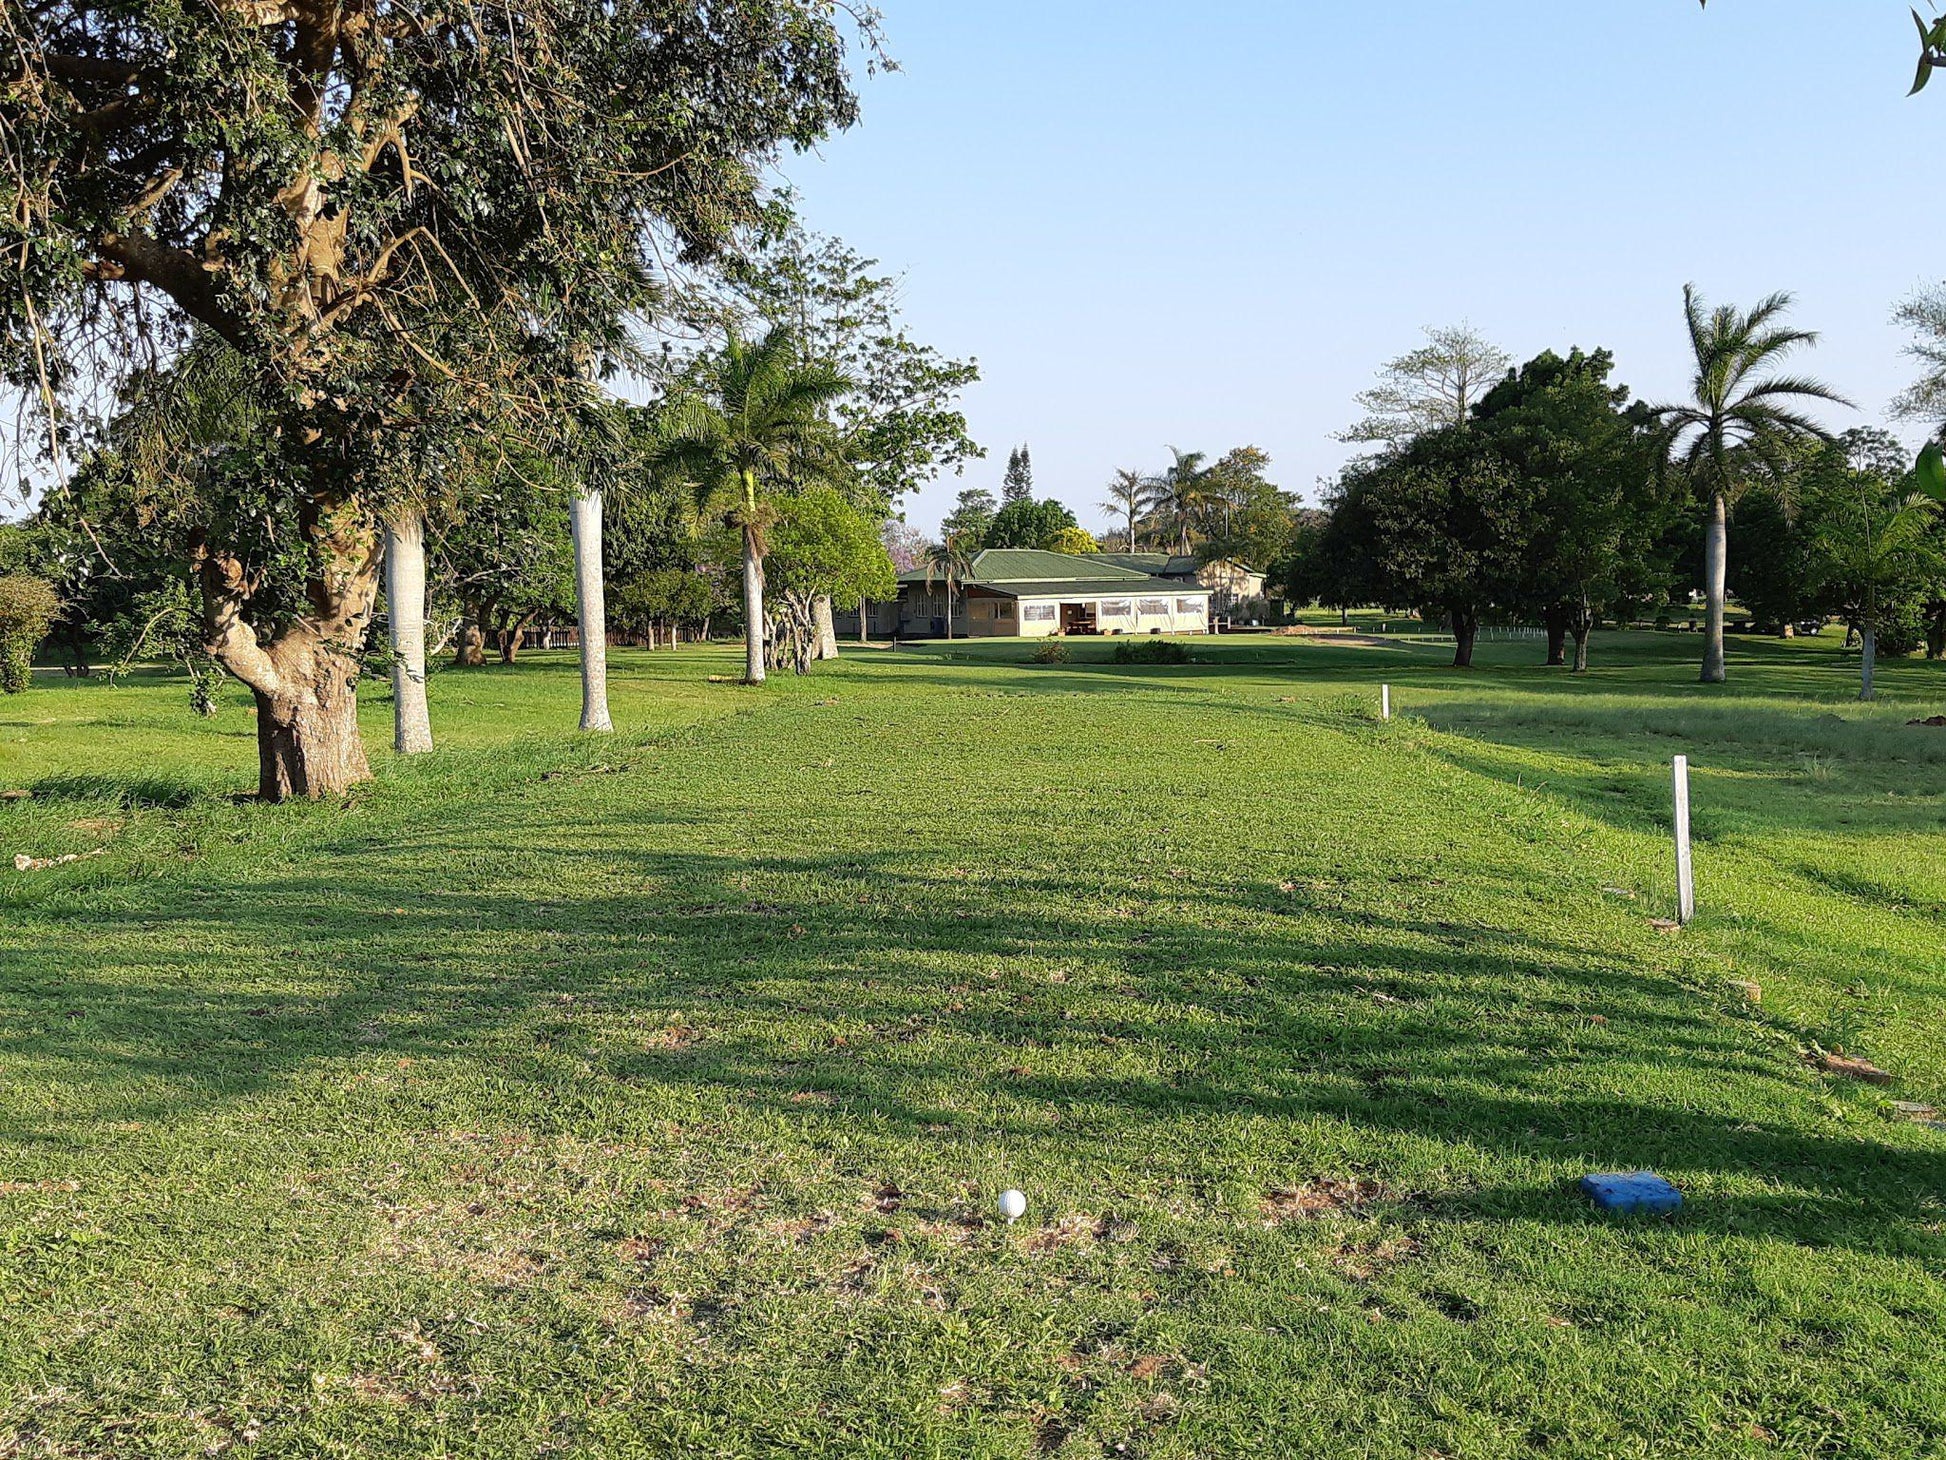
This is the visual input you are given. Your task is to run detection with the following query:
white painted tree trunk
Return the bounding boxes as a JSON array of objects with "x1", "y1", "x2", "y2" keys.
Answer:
[
  {"x1": 1859, "y1": 623, "x2": 1877, "y2": 701},
  {"x1": 813, "y1": 594, "x2": 839, "y2": 660},
  {"x1": 742, "y1": 529, "x2": 767, "y2": 684},
  {"x1": 1701, "y1": 493, "x2": 1728, "y2": 684},
  {"x1": 385, "y1": 512, "x2": 434, "y2": 755},
  {"x1": 571, "y1": 489, "x2": 613, "y2": 732}
]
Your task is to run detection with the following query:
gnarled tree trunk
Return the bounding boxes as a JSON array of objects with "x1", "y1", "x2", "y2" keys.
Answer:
[
  {"x1": 1701, "y1": 492, "x2": 1728, "y2": 684},
  {"x1": 571, "y1": 489, "x2": 613, "y2": 731},
  {"x1": 384, "y1": 512, "x2": 433, "y2": 755},
  {"x1": 454, "y1": 618, "x2": 487, "y2": 667},
  {"x1": 200, "y1": 500, "x2": 382, "y2": 801}
]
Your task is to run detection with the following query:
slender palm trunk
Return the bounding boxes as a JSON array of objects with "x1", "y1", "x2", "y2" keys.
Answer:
[
  {"x1": 571, "y1": 489, "x2": 613, "y2": 731},
  {"x1": 384, "y1": 512, "x2": 434, "y2": 755},
  {"x1": 1859, "y1": 621, "x2": 1877, "y2": 701},
  {"x1": 742, "y1": 525, "x2": 766, "y2": 684},
  {"x1": 1701, "y1": 492, "x2": 1728, "y2": 684},
  {"x1": 946, "y1": 586, "x2": 956, "y2": 640}
]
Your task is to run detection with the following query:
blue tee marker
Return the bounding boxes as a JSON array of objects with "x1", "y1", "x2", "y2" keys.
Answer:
[{"x1": 1580, "y1": 1172, "x2": 1683, "y2": 1215}]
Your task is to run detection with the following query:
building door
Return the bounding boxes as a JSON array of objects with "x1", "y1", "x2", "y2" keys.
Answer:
[{"x1": 1060, "y1": 602, "x2": 1097, "y2": 635}]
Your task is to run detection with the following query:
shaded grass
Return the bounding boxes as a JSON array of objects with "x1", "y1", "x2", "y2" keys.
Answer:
[{"x1": 0, "y1": 633, "x2": 1942, "y2": 1458}]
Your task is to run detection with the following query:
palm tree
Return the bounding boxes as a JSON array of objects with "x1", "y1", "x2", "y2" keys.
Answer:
[
  {"x1": 1656, "y1": 287, "x2": 1848, "y2": 683},
  {"x1": 1099, "y1": 469, "x2": 1146, "y2": 551},
  {"x1": 924, "y1": 533, "x2": 976, "y2": 640},
  {"x1": 1142, "y1": 448, "x2": 1213, "y2": 557},
  {"x1": 1808, "y1": 463, "x2": 1942, "y2": 700},
  {"x1": 649, "y1": 328, "x2": 851, "y2": 684}
]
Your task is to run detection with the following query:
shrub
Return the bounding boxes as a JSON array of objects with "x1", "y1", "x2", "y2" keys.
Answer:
[
  {"x1": 1031, "y1": 639, "x2": 1070, "y2": 663},
  {"x1": 0, "y1": 574, "x2": 60, "y2": 694},
  {"x1": 1112, "y1": 638, "x2": 1190, "y2": 666}
]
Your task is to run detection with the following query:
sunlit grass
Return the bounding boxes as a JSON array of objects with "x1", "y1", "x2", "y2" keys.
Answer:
[{"x1": 1, "y1": 632, "x2": 1942, "y2": 1457}]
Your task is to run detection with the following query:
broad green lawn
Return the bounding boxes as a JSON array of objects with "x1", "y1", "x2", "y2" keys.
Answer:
[{"x1": 1, "y1": 631, "x2": 1943, "y2": 1458}]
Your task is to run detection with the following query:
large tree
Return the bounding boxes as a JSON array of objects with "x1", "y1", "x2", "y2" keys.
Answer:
[
  {"x1": 1340, "y1": 325, "x2": 1511, "y2": 451},
  {"x1": 763, "y1": 487, "x2": 895, "y2": 672},
  {"x1": 1655, "y1": 287, "x2": 1846, "y2": 684},
  {"x1": 984, "y1": 496, "x2": 1077, "y2": 551},
  {"x1": 1352, "y1": 429, "x2": 1537, "y2": 668},
  {"x1": 647, "y1": 327, "x2": 851, "y2": 685},
  {"x1": 1473, "y1": 348, "x2": 1671, "y2": 671},
  {"x1": 2, "y1": 0, "x2": 868, "y2": 797},
  {"x1": 1141, "y1": 448, "x2": 1215, "y2": 556}
]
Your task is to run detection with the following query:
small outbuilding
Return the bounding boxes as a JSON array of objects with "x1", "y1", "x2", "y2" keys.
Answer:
[{"x1": 840, "y1": 549, "x2": 1214, "y2": 640}]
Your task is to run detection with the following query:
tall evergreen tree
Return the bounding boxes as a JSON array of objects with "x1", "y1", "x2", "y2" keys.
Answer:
[{"x1": 1001, "y1": 445, "x2": 1035, "y2": 505}]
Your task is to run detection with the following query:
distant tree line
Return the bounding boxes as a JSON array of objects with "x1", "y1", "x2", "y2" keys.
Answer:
[{"x1": 1271, "y1": 309, "x2": 1946, "y2": 694}]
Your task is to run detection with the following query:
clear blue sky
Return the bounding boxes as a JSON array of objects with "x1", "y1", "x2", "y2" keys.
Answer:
[{"x1": 782, "y1": 1, "x2": 1943, "y2": 537}]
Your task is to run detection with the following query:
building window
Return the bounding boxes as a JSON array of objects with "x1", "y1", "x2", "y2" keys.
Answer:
[
  {"x1": 1176, "y1": 598, "x2": 1205, "y2": 615},
  {"x1": 1101, "y1": 599, "x2": 1134, "y2": 618},
  {"x1": 1023, "y1": 604, "x2": 1057, "y2": 623},
  {"x1": 1137, "y1": 598, "x2": 1169, "y2": 615}
]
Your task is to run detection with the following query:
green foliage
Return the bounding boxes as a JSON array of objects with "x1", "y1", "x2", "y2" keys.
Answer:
[
  {"x1": 0, "y1": 572, "x2": 59, "y2": 692},
  {"x1": 612, "y1": 569, "x2": 718, "y2": 638},
  {"x1": 1001, "y1": 444, "x2": 1034, "y2": 505},
  {"x1": 763, "y1": 487, "x2": 895, "y2": 673},
  {"x1": 1111, "y1": 637, "x2": 1190, "y2": 665},
  {"x1": 1800, "y1": 430, "x2": 1944, "y2": 647},
  {"x1": 1030, "y1": 638, "x2": 1070, "y2": 663},
  {"x1": 1656, "y1": 288, "x2": 1847, "y2": 512},
  {"x1": 718, "y1": 221, "x2": 983, "y2": 515},
  {"x1": 983, "y1": 497, "x2": 1078, "y2": 551},
  {"x1": 97, "y1": 578, "x2": 228, "y2": 715},
  {"x1": 767, "y1": 488, "x2": 897, "y2": 610},
  {"x1": 650, "y1": 327, "x2": 854, "y2": 541},
  {"x1": 1042, "y1": 525, "x2": 1100, "y2": 556},
  {"x1": 941, "y1": 487, "x2": 999, "y2": 544}
]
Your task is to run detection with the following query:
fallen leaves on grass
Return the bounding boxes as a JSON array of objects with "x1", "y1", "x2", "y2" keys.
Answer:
[
  {"x1": 644, "y1": 1024, "x2": 699, "y2": 1051},
  {"x1": 0, "y1": 1179, "x2": 80, "y2": 1195}
]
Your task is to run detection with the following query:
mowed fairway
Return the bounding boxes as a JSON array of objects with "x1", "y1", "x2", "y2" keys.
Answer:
[{"x1": 2, "y1": 634, "x2": 1944, "y2": 1459}]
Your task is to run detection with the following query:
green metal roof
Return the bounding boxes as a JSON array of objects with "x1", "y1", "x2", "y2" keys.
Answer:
[
  {"x1": 1085, "y1": 552, "x2": 1201, "y2": 577},
  {"x1": 899, "y1": 548, "x2": 1155, "y2": 587},
  {"x1": 896, "y1": 548, "x2": 1211, "y2": 601}
]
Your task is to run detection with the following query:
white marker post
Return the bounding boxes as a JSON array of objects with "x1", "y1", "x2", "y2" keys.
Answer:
[
  {"x1": 1381, "y1": 684, "x2": 1391, "y2": 722},
  {"x1": 1672, "y1": 755, "x2": 1695, "y2": 925}
]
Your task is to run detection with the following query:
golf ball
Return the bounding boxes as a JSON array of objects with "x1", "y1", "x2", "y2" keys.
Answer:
[{"x1": 998, "y1": 1188, "x2": 1027, "y2": 1223}]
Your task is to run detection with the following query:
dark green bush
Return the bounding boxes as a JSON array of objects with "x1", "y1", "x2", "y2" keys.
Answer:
[{"x1": 1112, "y1": 638, "x2": 1190, "y2": 666}]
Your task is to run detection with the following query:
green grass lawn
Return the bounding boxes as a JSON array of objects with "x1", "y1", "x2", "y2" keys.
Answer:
[{"x1": 2, "y1": 631, "x2": 1943, "y2": 1458}]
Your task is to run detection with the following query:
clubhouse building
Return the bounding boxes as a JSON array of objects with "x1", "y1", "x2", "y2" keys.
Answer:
[{"x1": 838, "y1": 548, "x2": 1215, "y2": 640}]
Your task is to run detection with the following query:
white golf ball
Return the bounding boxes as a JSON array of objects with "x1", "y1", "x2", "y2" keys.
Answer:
[{"x1": 998, "y1": 1188, "x2": 1027, "y2": 1224}]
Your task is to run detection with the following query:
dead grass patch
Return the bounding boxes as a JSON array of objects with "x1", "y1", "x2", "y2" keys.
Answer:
[{"x1": 1261, "y1": 1178, "x2": 1389, "y2": 1225}]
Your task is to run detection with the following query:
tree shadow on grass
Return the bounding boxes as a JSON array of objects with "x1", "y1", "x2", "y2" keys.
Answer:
[{"x1": 6, "y1": 824, "x2": 1941, "y2": 1260}]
